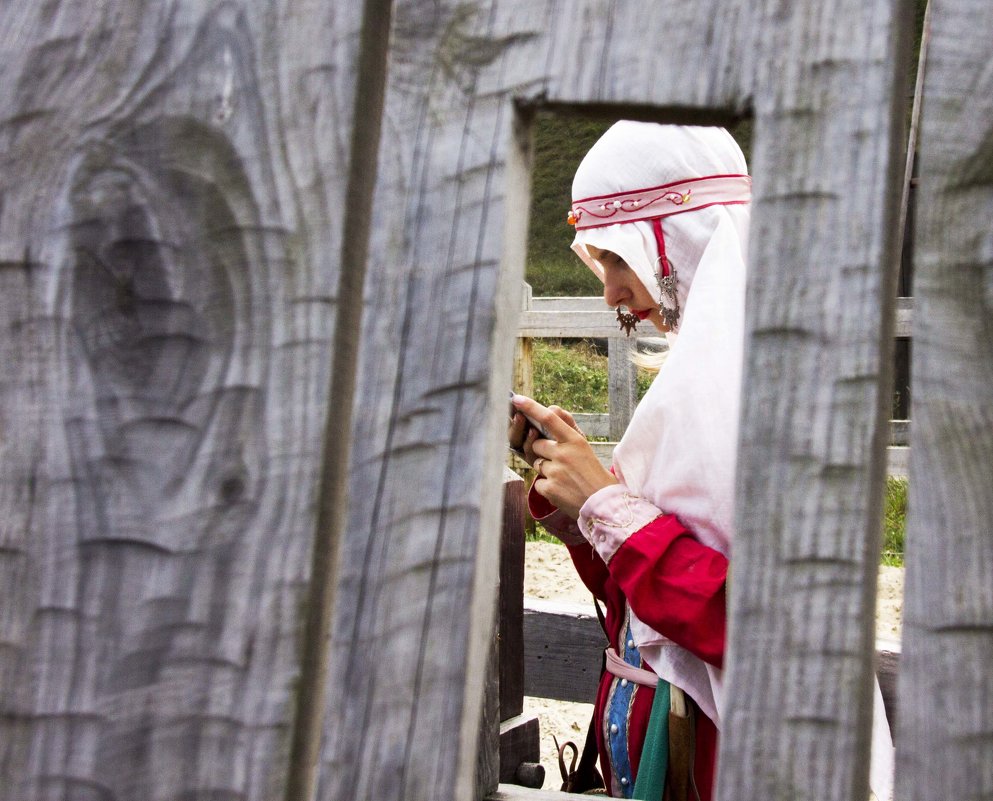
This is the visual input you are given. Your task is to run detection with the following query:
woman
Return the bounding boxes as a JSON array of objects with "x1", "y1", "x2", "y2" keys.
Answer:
[
  {"x1": 510, "y1": 122, "x2": 895, "y2": 801},
  {"x1": 510, "y1": 121, "x2": 749, "y2": 800}
]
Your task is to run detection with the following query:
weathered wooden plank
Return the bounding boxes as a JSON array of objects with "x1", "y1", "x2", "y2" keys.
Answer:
[
  {"x1": 521, "y1": 298, "x2": 913, "y2": 337},
  {"x1": 895, "y1": 296, "x2": 914, "y2": 338},
  {"x1": 522, "y1": 600, "x2": 604, "y2": 704},
  {"x1": 895, "y1": 1, "x2": 993, "y2": 797},
  {"x1": 518, "y1": 309, "x2": 664, "y2": 339},
  {"x1": 572, "y1": 413, "x2": 610, "y2": 437},
  {"x1": 716, "y1": 1, "x2": 914, "y2": 797},
  {"x1": 287, "y1": 1, "x2": 396, "y2": 798},
  {"x1": 890, "y1": 419, "x2": 910, "y2": 447},
  {"x1": 0, "y1": 2, "x2": 364, "y2": 799},
  {"x1": 316, "y1": 2, "x2": 538, "y2": 798}
]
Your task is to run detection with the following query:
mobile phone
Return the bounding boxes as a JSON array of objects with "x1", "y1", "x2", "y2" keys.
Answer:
[{"x1": 508, "y1": 391, "x2": 551, "y2": 439}]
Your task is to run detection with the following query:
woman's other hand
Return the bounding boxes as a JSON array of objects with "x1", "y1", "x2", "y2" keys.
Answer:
[{"x1": 511, "y1": 394, "x2": 618, "y2": 519}]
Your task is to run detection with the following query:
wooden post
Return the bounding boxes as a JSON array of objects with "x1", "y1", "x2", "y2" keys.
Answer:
[
  {"x1": 895, "y1": 1, "x2": 993, "y2": 797},
  {"x1": 515, "y1": 284, "x2": 535, "y2": 398},
  {"x1": 497, "y1": 469, "x2": 543, "y2": 787},
  {"x1": 500, "y1": 469, "x2": 527, "y2": 722},
  {"x1": 607, "y1": 338, "x2": 638, "y2": 440}
]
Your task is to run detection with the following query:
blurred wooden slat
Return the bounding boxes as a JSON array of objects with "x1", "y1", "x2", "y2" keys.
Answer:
[{"x1": 895, "y1": 0, "x2": 993, "y2": 797}]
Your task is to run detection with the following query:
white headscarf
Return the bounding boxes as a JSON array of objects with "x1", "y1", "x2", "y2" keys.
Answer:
[{"x1": 571, "y1": 122, "x2": 749, "y2": 725}]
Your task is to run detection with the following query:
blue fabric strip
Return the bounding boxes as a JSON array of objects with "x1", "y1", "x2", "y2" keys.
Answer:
[{"x1": 605, "y1": 619, "x2": 643, "y2": 797}]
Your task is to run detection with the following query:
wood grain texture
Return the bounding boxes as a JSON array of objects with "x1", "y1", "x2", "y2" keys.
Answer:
[
  {"x1": 716, "y1": 3, "x2": 914, "y2": 799},
  {"x1": 895, "y1": 1, "x2": 993, "y2": 798},
  {"x1": 0, "y1": 2, "x2": 362, "y2": 799},
  {"x1": 315, "y1": 2, "x2": 537, "y2": 798}
]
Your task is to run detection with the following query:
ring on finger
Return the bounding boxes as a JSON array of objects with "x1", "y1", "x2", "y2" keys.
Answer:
[{"x1": 534, "y1": 457, "x2": 545, "y2": 475}]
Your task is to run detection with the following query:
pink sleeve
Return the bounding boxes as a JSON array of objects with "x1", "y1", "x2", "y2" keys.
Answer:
[{"x1": 579, "y1": 485, "x2": 728, "y2": 668}]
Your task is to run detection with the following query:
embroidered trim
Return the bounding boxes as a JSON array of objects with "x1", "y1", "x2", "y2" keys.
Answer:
[
  {"x1": 580, "y1": 491, "x2": 664, "y2": 564},
  {"x1": 568, "y1": 173, "x2": 751, "y2": 230},
  {"x1": 581, "y1": 492, "x2": 658, "y2": 536}
]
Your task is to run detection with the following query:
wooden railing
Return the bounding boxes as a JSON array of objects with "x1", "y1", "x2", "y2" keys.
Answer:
[{"x1": 516, "y1": 286, "x2": 913, "y2": 476}]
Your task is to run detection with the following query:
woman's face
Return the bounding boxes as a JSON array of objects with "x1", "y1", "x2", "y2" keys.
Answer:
[{"x1": 586, "y1": 244, "x2": 670, "y2": 333}]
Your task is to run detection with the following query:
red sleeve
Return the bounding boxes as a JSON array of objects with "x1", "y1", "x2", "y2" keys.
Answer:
[{"x1": 607, "y1": 514, "x2": 728, "y2": 668}]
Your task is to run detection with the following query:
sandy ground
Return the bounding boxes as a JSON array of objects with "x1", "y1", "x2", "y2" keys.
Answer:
[{"x1": 522, "y1": 540, "x2": 904, "y2": 790}]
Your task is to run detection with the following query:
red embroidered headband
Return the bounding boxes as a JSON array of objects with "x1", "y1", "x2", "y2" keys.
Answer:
[
  {"x1": 568, "y1": 173, "x2": 751, "y2": 331},
  {"x1": 567, "y1": 173, "x2": 751, "y2": 230}
]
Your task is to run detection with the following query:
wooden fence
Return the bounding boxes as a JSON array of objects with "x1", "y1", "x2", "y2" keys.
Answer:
[
  {"x1": 1, "y1": 2, "x2": 990, "y2": 801},
  {"x1": 516, "y1": 288, "x2": 915, "y2": 476}
]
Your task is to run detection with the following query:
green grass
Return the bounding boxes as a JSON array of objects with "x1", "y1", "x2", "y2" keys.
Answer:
[
  {"x1": 520, "y1": 342, "x2": 909, "y2": 567},
  {"x1": 532, "y1": 338, "x2": 653, "y2": 412},
  {"x1": 881, "y1": 476, "x2": 908, "y2": 567}
]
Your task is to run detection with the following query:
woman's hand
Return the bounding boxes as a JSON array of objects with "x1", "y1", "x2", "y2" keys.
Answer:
[{"x1": 510, "y1": 394, "x2": 618, "y2": 519}]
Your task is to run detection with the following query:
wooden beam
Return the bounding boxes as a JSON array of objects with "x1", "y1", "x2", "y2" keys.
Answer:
[
  {"x1": 518, "y1": 309, "x2": 662, "y2": 339},
  {"x1": 719, "y1": 2, "x2": 915, "y2": 792},
  {"x1": 285, "y1": 0, "x2": 395, "y2": 796},
  {"x1": 522, "y1": 600, "x2": 604, "y2": 703},
  {"x1": 520, "y1": 297, "x2": 913, "y2": 338}
]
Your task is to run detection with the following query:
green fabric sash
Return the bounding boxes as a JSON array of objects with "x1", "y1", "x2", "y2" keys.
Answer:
[{"x1": 632, "y1": 679, "x2": 669, "y2": 801}]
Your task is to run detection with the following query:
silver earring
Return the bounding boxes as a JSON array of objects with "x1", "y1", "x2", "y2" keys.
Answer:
[
  {"x1": 655, "y1": 256, "x2": 680, "y2": 329},
  {"x1": 615, "y1": 306, "x2": 639, "y2": 336}
]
